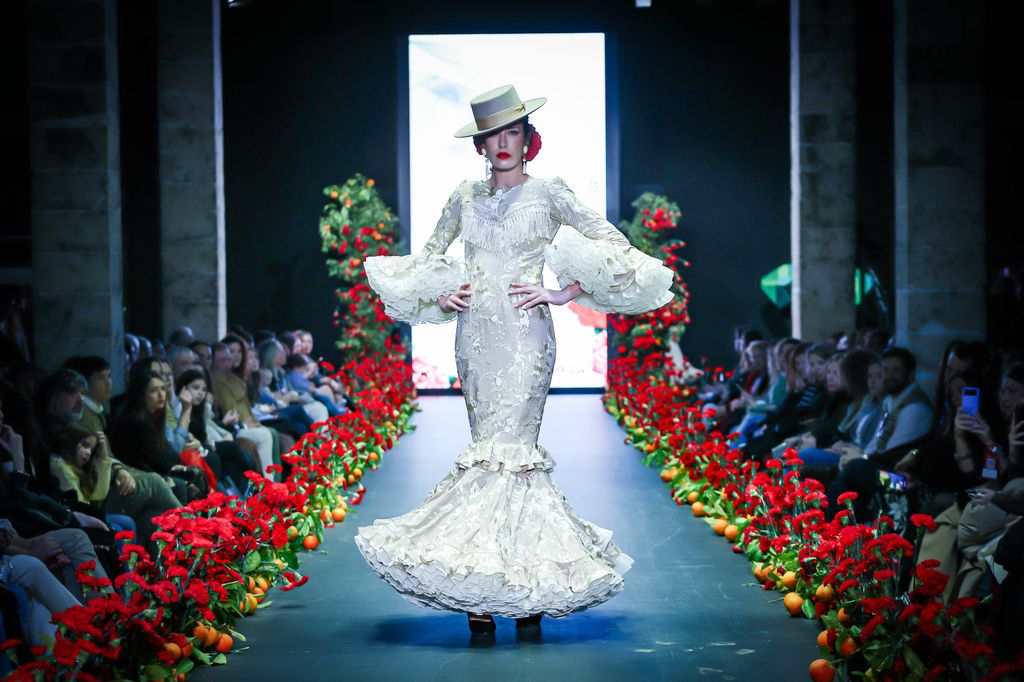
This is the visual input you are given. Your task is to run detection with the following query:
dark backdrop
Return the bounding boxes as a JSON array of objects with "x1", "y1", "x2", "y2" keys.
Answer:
[{"x1": 219, "y1": 0, "x2": 791, "y2": 369}]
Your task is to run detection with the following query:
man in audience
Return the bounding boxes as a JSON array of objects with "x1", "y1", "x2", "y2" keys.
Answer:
[
  {"x1": 168, "y1": 326, "x2": 195, "y2": 348},
  {"x1": 827, "y1": 347, "x2": 934, "y2": 518},
  {"x1": 167, "y1": 346, "x2": 199, "y2": 383}
]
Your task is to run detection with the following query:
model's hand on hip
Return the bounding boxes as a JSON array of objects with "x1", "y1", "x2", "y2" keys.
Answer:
[
  {"x1": 509, "y1": 281, "x2": 582, "y2": 310},
  {"x1": 439, "y1": 282, "x2": 472, "y2": 312}
]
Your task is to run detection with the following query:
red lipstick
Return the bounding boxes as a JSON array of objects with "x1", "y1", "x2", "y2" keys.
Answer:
[{"x1": 496, "y1": 152, "x2": 511, "y2": 159}]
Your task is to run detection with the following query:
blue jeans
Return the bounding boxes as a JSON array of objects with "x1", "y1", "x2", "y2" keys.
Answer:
[
  {"x1": 106, "y1": 514, "x2": 136, "y2": 553},
  {"x1": 312, "y1": 391, "x2": 345, "y2": 417},
  {"x1": 735, "y1": 412, "x2": 768, "y2": 444}
]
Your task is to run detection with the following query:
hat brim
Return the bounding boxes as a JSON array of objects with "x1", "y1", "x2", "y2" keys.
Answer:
[{"x1": 452, "y1": 97, "x2": 547, "y2": 138}]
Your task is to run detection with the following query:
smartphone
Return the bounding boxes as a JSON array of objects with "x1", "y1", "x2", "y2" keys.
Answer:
[
  {"x1": 887, "y1": 472, "x2": 907, "y2": 490},
  {"x1": 965, "y1": 488, "x2": 984, "y2": 499},
  {"x1": 961, "y1": 387, "x2": 980, "y2": 416}
]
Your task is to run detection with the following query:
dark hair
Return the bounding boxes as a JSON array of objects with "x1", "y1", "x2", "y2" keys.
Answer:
[
  {"x1": 120, "y1": 368, "x2": 170, "y2": 452},
  {"x1": 284, "y1": 353, "x2": 312, "y2": 371},
  {"x1": 882, "y1": 346, "x2": 917, "y2": 374},
  {"x1": 253, "y1": 329, "x2": 277, "y2": 344},
  {"x1": 839, "y1": 349, "x2": 877, "y2": 399},
  {"x1": 221, "y1": 334, "x2": 252, "y2": 380},
  {"x1": 176, "y1": 368, "x2": 209, "y2": 445},
  {"x1": 278, "y1": 331, "x2": 298, "y2": 352},
  {"x1": 189, "y1": 340, "x2": 211, "y2": 353},
  {"x1": 62, "y1": 356, "x2": 110, "y2": 382},
  {"x1": 472, "y1": 115, "x2": 535, "y2": 152},
  {"x1": 1004, "y1": 364, "x2": 1024, "y2": 389},
  {"x1": 228, "y1": 324, "x2": 254, "y2": 347},
  {"x1": 56, "y1": 423, "x2": 102, "y2": 496},
  {"x1": 34, "y1": 368, "x2": 86, "y2": 420},
  {"x1": 807, "y1": 343, "x2": 835, "y2": 361}
]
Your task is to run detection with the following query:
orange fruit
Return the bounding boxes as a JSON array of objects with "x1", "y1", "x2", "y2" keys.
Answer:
[
  {"x1": 337, "y1": 498, "x2": 347, "y2": 510},
  {"x1": 192, "y1": 624, "x2": 209, "y2": 642},
  {"x1": 353, "y1": 467, "x2": 363, "y2": 479},
  {"x1": 256, "y1": 576, "x2": 269, "y2": 592},
  {"x1": 660, "y1": 467, "x2": 677, "y2": 482},
  {"x1": 839, "y1": 636, "x2": 859, "y2": 658},
  {"x1": 686, "y1": 491, "x2": 699, "y2": 504},
  {"x1": 246, "y1": 575, "x2": 256, "y2": 592},
  {"x1": 347, "y1": 474, "x2": 356, "y2": 485},
  {"x1": 181, "y1": 642, "x2": 193, "y2": 659},
  {"x1": 252, "y1": 587, "x2": 266, "y2": 604},
  {"x1": 319, "y1": 509, "x2": 329, "y2": 522},
  {"x1": 287, "y1": 526, "x2": 298, "y2": 540},
  {"x1": 781, "y1": 571, "x2": 798, "y2": 591},
  {"x1": 808, "y1": 658, "x2": 836, "y2": 682},
  {"x1": 164, "y1": 642, "x2": 182, "y2": 661},
  {"x1": 691, "y1": 502, "x2": 706, "y2": 517},
  {"x1": 838, "y1": 607, "x2": 853, "y2": 625},
  {"x1": 368, "y1": 452, "x2": 379, "y2": 462},
  {"x1": 815, "y1": 584, "x2": 835, "y2": 603},
  {"x1": 303, "y1": 535, "x2": 320, "y2": 550},
  {"x1": 215, "y1": 633, "x2": 233, "y2": 653},
  {"x1": 332, "y1": 507, "x2": 347, "y2": 522},
  {"x1": 202, "y1": 627, "x2": 219, "y2": 647},
  {"x1": 300, "y1": 504, "x2": 309, "y2": 515},
  {"x1": 273, "y1": 558, "x2": 285, "y2": 570},
  {"x1": 334, "y1": 475, "x2": 346, "y2": 487},
  {"x1": 783, "y1": 592, "x2": 803, "y2": 616},
  {"x1": 724, "y1": 524, "x2": 739, "y2": 541},
  {"x1": 712, "y1": 519, "x2": 728, "y2": 535},
  {"x1": 816, "y1": 630, "x2": 830, "y2": 648}
]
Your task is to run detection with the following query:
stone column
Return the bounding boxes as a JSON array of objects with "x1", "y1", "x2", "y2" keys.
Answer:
[
  {"x1": 893, "y1": 0, "x2": 985, "y2": 391},
  {"x1": 790, "y1": 0, "x2": 857, "y2": 342},
  {"x1": 157, "y1": 0, "x2": 226, "y2": 344},
  {"x1": 29, "y1": 0, "x2": 125, "y2": 386}
]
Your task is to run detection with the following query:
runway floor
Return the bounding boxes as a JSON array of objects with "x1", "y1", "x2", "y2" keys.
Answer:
[{"x1": 196, "y1": 394, "x2": 820, "y2": 682}]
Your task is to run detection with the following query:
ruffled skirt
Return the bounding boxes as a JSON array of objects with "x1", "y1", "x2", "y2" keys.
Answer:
[{"x1": 353, "y1": 440, "x2": 633, "y2": 618}]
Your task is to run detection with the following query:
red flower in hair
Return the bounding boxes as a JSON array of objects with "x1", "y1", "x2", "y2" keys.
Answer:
[{"x1": 525, "y1": 130, "x2": 542, "y2": 161}]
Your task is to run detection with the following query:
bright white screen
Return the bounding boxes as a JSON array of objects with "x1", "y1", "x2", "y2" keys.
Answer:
[{"x1": 408, "y1": 33, "x2": 607, "y2": 389}]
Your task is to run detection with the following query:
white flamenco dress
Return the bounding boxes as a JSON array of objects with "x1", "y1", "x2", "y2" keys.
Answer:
[{"x1": 354, "y1": 176, "x2": 674, "y2": 618}]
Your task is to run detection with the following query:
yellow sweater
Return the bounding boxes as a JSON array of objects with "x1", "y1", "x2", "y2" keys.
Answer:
[{"x1": 50, "y1": 453, "x2": 112, "y2": 503}]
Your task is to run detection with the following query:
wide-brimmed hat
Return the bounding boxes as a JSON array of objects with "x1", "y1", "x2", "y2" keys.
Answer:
[{"x1": 453, "y1": 84, "x2": 547, "y2": 138}]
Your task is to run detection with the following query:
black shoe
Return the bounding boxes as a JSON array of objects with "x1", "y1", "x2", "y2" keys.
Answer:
[
  {"x1": 515, "y1": 614, "x2": 542, "y2": 627},
  {"x1": 468, "y1": 613, "x2": 496, "y2": 633}
]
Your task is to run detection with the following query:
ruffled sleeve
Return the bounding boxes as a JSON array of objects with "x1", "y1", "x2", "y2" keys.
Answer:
[
  {"x1": 543, "y1": 176, "x2": 675, "y2": 315},
  {"x1": 363, "y1": 187, "x2": 467, "y2": 325}
]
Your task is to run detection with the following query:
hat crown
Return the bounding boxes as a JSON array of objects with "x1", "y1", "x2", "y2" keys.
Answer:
[{"x1": 470, "y1": 85, "x2": 523, "y2": 120}]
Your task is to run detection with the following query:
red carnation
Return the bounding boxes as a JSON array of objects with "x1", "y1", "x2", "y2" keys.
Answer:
[
  {"x1": 524, "y1": 129, "x2": 542, "y2": 161},
  {"x1": 910, "y1": 513, "x2": 938, "y2": 532}
]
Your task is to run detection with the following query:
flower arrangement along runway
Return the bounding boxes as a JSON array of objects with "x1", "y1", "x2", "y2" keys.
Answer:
[
  {"x1": 604, "y1": 351, "x2": 1023, "y2": 682},
  {"x1": 1, "y1": 354, "x2": 416, "y2": 681}
]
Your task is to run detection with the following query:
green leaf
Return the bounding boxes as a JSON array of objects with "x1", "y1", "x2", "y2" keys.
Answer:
[
  {"x1": 801, "y1": 598, "x2": 816, "y2": 619},
  {"x1": 144, "y1": 664, "x2": 171, "y2": 678},
  {"x1": 903, "y1": 646, "x2": 926, "y2": 677},
  {"x1": 193, "y1": 648, "x2": 212, "y2": 665},
  {"x1": 213, "y1": 653, "x2": 228, "y2": 665},
  {"x1": 177, "y1": 659, "x2": 196, "y2": 675}
]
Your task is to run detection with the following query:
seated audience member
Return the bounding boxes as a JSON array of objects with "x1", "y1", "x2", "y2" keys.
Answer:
[
  {"x1": 34, "y1": 369, "x2": 90, "y2": 494},
  {"x1": 0, "y1": 520, "x2": 81, "y2": 649},
  {"x1": 745, "y1": 342, "x2": 831, "y2": 462},
  {"x1": 916, "y1": 365, "x2": 1024, "y2": 602},
  {"x1": 285, "y1": 353, "x2": 345, "y2": 417},
  {"x1": 799, "y1": 351, "x2": 884, "y2": 470},
  {"x1": 151, "y1": 339, "x2": 167, "y2": 361},
  {"x1": 855, "y1": 328, "x2": 891, "y2": 356},
  {"x1": 777, "y1": 350, "x2": 859, "y2": 466},
  {"x1": 167, "y1": 346, "x2": 199, "y2": 385},
  {"x1": 894, "y1": 368, "x2": 996, "y2": 513},
  {"x1": 974, "y1": 483, "x2": 1024, "y2": 662},
  {"x1": 278, "y1": 331, "x2": 302, "y2": 355},
  {"x1": 257, "y1": 339, "x2": 327, "y2": 425},
  {"x1": 930, "y1": 340, "x2": 997, "y2": 436},
  {"x1": 168, "y1": 326, "x2": 195, "y2": 349},
  {"x1": 50, "y1": 424, "x2": 134, "y2": 538},
  {"x1": 175, "y1": 368, "x2": 257, "y2": 493},
  {"x1": 735, "y1": 337, "x2": 799, "y2": 442},
  {"x1": 210, "y1": 341, "x2": 283, "y2": 479},
  {"x1": 826, "y1": 347, "x2": 935, "y2": 519},
  {"x1": 137, "y1": 336, "x2": 153, "y2": 360},
  {"x1": 190, "y1": 340, "x2": 213, "y2": 371},
  {"x1": 124, "y1": 333, "x2": 140, "y2": 377},
  {"x1": 297, "y1": 330, "x2": 351, "y2": 408},
  {"x1": 109, "y1": 369, "x2": 204, "y2": 503}
]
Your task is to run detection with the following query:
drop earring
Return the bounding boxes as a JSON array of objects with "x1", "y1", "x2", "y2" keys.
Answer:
[{"x1": 484, "y1": 157, "x2": 492, "y2": 180}]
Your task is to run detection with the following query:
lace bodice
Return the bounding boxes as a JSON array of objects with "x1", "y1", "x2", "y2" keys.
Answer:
[{"x1": 364, "y1": 176, "x2": 674, "y2": 325}]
